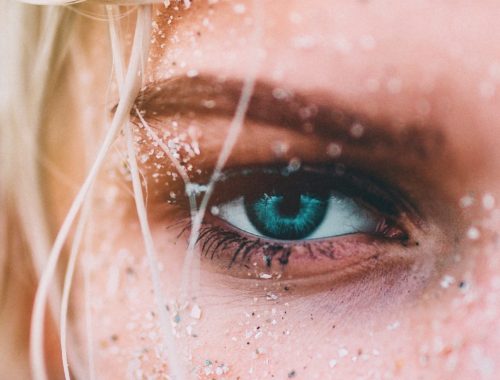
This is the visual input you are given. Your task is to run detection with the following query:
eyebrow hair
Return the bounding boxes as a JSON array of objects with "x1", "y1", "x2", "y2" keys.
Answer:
[{"x1": 133, "y1": 75, "x2": 445, "y2": 159}]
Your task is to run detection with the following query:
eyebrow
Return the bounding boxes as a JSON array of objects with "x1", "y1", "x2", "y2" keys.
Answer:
[{"x1": 133, "y1": 75, "x2": 445, "y2": 159}]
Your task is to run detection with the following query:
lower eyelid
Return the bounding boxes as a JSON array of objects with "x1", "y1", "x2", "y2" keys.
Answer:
[{"x1": 196, "y1": 220, "x2": 417, "y2": 281}]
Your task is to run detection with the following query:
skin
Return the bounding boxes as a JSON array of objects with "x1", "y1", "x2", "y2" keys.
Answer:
[{"x1": 46, "y1": 1, "x2": 500, "y2": 379}]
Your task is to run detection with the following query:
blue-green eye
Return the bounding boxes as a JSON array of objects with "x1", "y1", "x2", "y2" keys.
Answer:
[{"x1": 216, "y1": 189, "x2": 378, "y2": 241}]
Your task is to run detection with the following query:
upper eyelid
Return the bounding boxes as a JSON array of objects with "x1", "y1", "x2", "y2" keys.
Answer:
[{"x1": 132, "y1": 75, "x2": 446, "y2": 160}]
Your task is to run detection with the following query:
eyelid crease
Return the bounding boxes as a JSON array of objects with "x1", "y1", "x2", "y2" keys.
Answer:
[{"x1": 132, "y1": 75, "x2": 446, "y2": 160}]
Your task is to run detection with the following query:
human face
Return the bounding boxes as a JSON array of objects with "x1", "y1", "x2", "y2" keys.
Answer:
[{"x1": 51, "y1": 1, "x2": 500, "y2": 379}]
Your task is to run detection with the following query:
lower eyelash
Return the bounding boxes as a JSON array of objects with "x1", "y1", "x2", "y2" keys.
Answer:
[
  {"x1": 195, "y1": 218, "x2": 408, "y2": 270},
  {"x1": 198, "y1": 225, "x2": 295, "y2": 267}
]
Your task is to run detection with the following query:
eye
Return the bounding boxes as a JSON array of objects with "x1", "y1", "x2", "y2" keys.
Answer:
[
  {"x1": 217, "y1": 189, "x2": 378, "y2": 241},
  {"x1": 192, "y1": 164, "x2": 415, "y2": 278}
]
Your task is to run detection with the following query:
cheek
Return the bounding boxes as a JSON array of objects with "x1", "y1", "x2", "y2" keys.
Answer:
[{"x1": 74, "y1": 180, "x2": 500, "y2": 380}]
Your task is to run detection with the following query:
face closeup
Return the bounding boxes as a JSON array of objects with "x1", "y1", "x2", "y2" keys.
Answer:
[{"x1": 48, "y1": 1, "x2": 500, "y2": 379}]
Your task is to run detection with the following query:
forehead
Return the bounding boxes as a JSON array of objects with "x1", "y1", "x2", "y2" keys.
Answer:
[
  {"x1": 148, "y1": 0, "x2": 499, "y2": 119},
  {"x1": 145, "y1": 0, "x2": 500, "y2": 179}
]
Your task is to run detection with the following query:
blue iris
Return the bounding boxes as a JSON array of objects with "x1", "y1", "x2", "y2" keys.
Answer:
[{"x1": 244, "y1": 191, "x2": 328, "y2": 240}]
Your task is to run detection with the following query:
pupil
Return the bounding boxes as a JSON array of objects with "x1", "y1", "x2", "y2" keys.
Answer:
[
  {"x1": 245, "y1": 191, "x2": 328, "y2": 240},
  {"x1": 277, "y1": 192, "x2": 301, "y2": 217}
]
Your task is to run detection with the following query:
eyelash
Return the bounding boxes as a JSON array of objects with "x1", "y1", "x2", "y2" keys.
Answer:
[
  {"x1": 169, "y1": 164, "x2": 417, "y2": 271},
  {"x1": 196, "y1": 219, "x2": 407, "y2": 269}
]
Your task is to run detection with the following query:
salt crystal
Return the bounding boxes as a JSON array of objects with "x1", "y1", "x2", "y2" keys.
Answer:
[
  {"x1": 190, "y1": 304, "x2": 202, "y2": 319},
  {"x1": 259, "y1": 273, "x2": 272, "y2": 279},
  {"x1": 292, "y1": 35, "x2": 317, "y2": 49},
  {"x1": 272, "y1": 87, "x2": 290, "y2": 100},
  {"x1": 459, "y1": 195, "x2": 475, "y2": 208},
  {"x1": 387, "y1": 321, "x2": 400, "y2": 330},
  {"x1": 287, "y1": 158, "x2": 301, "y2": 172},
  {"x1": 329, "y1": 359, "x2": 337, "y2": 368},
  {"x1": 233, "y1": 3, "x2": 246, "y2": 14},
  {"x1": 440, "y1": 275, "x2": 455, "y2": 289},
  {"x1": 338, "y1": 348, "x2": 349, "y2": 358},
  {"x1": 326, "y1": 143, "x2": 342, "y2": 158},
  {"x1": 482, "y1": 193, "x2": 495, "y2": 210},
  {"x1": 266, "y1": 292, "x2": 279, "y2": 300},
  {"x1": 467, "y1": 227, "x2": 480, "y2": 241},
  {"x1": 350, "y1": 123, "x2": 364, "y2": 138}
]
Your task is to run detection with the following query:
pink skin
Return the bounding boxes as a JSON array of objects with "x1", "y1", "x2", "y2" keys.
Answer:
[{"x1": 47, "y1": 1, "x2": 500, "y2": 379}]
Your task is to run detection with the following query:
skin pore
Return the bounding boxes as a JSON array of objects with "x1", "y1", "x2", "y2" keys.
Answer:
[{"x1": 46, "y1": 1, "x2": 500, "y2": 379}]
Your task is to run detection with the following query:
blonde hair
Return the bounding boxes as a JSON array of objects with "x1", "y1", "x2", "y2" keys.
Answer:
[
  {"x1": 0, "y1": 1, "x2": 75, "y2": 377},
  {"x1": 0, "y1": 1, "x2": 260, "y2": 378}
]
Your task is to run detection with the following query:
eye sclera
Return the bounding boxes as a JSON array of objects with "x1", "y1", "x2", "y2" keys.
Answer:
[{"x1": 205, "y1": 163, "x2": 416, "y2": 238}]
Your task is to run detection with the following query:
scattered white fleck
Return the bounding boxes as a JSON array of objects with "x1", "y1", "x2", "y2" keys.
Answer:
[
  {"x1": 470, "y1": 345, "x2": 494, "y2": 377},
  {"x1": 202, "y1": 99, "x2": 216, "y2": 109},
  {"x1": 190, "y1": 304, "x2": 202, "y2": 319},
  {"x1": 272, "y1": 87, "x2": 291, "y2": 100},
  {"x1": 272, "y1": 141, "x2": 289, "y2": 157},
  {"x1": 292, "y1": 35, "x2": 317, "y2": 49},
  {"x1": 256, "y1": 347, "x2": 266, "y2": 355},
  {"x1": 338, "y1": 348, "x2": 349, "y2": 358},
  {"x1": 259, "y1": 273, "x2": 272, "y2": 279},
  {"x1": 387, "y1": 321, "x2": 400, "y2": 330},
  {"x1": 266, "y1": 292, "x2": 279, "y2": 301},
  {"x1": 106, "y1": 265, "x2": 120, "y2": 297},
  {"x1": 233, "y1": 3, "x2": 246, "y2": 14},
  {"x1": 187, "y1": 69, "x2": 199, "y2": 78},
  {"x1": 329, "y1": 359, "x2": 337, "y2": 368},
  {"x1": 440, "y1": 275, "x2": 455, "y2": 289},
  {"x1": 350, "y1": 123, "x2": 364, "y2": 138},
  {"x1": 482, "y1": 193, "x2": 495, "y2": 210},
  {"x1": 210, "y1": 206, "x2": 220, "y2": 216},
  {"x1": 254, "y1": 331, "x2": 263, "y2": 339},
  {"x1": 326, "y1": 142, "x2": 342, "y2": 158},
  {"x1": 287, "y1": 157, "x2": 301, "y2": 172},
  {"x1": 467, "y1": 226, "x2": 480, "y2": 241},
  {"x1": 459, "y1": 194, "x2": 475, "y2": 208},
  {"x1": 169, "y1": 191, "x2": 176, "y2": 199},
  {"x1": 185, "y1": 183, "x2": 208, "y2": 196},
  {"x1": 359, "y1": 34, "x2": 376, "y2": 50}
]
